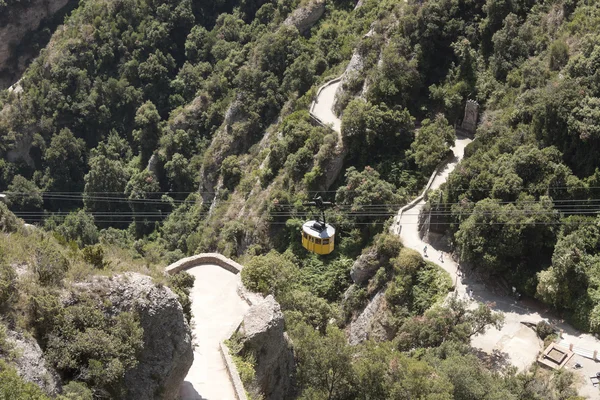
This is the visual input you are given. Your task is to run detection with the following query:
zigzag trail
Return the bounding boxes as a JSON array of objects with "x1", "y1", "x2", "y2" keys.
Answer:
[{"x1": 311, "y1": 77, "x2": 600, "y2": 398}]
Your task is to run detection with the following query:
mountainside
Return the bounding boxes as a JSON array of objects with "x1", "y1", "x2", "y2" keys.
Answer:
[{"x1": 2, "y1": 0, "x2": 600, "y2": 398}]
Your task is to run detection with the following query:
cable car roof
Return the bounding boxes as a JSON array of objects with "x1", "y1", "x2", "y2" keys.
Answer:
[{"x1": 302, "y1": 220, "x2": 335, "y2": 238}]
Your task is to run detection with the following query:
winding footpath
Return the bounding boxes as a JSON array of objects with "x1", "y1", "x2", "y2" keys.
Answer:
[{"x1": 310, "y1": 78, "x2": 600, "y2": 398}]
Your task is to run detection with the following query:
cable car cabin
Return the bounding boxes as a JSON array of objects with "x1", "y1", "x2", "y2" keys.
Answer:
[{"x1": 301, "y1": 220, "x2": 335, "y2": 255}]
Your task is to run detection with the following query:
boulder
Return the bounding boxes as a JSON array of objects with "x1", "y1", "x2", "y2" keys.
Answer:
[
  {"x1": 75, "y1": 273, "x2": 193, "y2": 400},
  {"x1": 6, "y1": 329, "x2": 61, "y2": 396},
  {"x1": 350, "y1": 249, "x2": 380, "y2": 284},
  {"x1": 238, "y1": 295, "x2": 296, "y2": 400},
  {"x1": 283, "y1": 0, "x2": 326, "y2": 34}
]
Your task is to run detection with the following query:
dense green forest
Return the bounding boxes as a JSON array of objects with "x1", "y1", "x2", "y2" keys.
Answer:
[{"x1": 1, "y1": 0, "x2": 600, "y2": 397}]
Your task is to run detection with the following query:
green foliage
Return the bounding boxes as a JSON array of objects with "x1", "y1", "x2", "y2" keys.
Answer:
[
  {"x1": 455, "y1": 197, "x2": 558, "y2": 278},
  {"x1": 410, "y1": 114, "x2": 455, "y2": 176},
  {"x1": 43, "y1": 129, "x2": 87, "y2": 197},
  {"x1": 168, "y1": 271, "x2": 195, "y2": 323},
  {"x1": 0, "y1": 202, "x2": 21, "y2": 233},
  {"x1": 549, "y1": 39, "x2": 569, "y2": 71},
  {"x1": 39, "y1": 295, "x2": 144, "y2": 396},
  {"x1": 241, "y1": 251, "x2": 299, "y2": 296},
  {"x1": 0, "y1": 360, "x2": 50, "y2": 400},
  {"x1": 34, "y1": 240, "x2": 69, "y2": 286},
  {"x1": 536, "y1": 320, "x2": 555, "y2": 340},
  {"x1": 336, "y1": 166, "x2": 400, "y2": 224},
  {"x1": 6, "y1": 175, "x2": 43, "y2": 212},
  {"x1": 54, "y1": 211, "x2": 99, "y2": 248},
  {"x1": 58, "y1": 381, "x2": 93, "y2": 400},
  {"x1": 0, "y1": 262, "x2": 17, "y2": 308},
  {"x1": 82, "y1": 245, "x2": 108, "y2": 269},
  {"x1": 396, "y1": 294, "x2": 504, "y2": 350}
]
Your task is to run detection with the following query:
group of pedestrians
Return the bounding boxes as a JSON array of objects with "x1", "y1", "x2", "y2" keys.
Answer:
[
  {"x1": 423, "y1": 245, "x2": 474, "y2": 300},
  {"x1": 423, "y1": 245, "x2": 445, "y2": 262}
]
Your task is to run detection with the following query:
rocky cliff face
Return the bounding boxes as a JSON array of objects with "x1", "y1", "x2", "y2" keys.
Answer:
[
  {"x1": 283, "y1": 0, "x2": 325, "y2": 34},
  {"x1": 0, "y1": 0, "x2": 75, "y2": 89},
  {"x1": 238, "y1": 295, "x2": 296, "y2": 400},
  {"x1": 346, "y1": 290, "x2": 392, "y2": 345},
  {"x1": 74, "y1": 273, "x2": 194, "y2": 400},
  {"x1": 6, "y1": 329, "x2": 61, "y2": 396}
]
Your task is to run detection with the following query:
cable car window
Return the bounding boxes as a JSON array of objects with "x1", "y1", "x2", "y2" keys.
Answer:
[
  {"x1": 315, "y1": 238, "x2": 322, "y2": 245},
  {"x1": 322, "y1": 239, "x2": 329, "y2": 245}
]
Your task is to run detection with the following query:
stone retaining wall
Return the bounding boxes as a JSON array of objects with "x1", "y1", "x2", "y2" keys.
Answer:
[{"x1": 165, "y1": 252, "x2": 244, "y2": 275}]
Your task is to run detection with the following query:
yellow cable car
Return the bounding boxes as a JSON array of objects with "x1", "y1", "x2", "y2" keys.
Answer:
[
  {"x1": 302, "y1": 220, "x2": 335, "y2": 255},
  {"x1": 301, "y1": 195, "x2": 335, "y2": 255}
]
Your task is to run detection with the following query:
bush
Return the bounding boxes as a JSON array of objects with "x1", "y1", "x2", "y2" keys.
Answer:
[
  {"x1": 241, "y1": 251, "x2": 299, "y2": 296},
  {"x1": 0, "y1": 202, "x2": 21, "y2": 233},
  {"x1": 0, "y1": 360, "x2": 49, "y2": 399},
  {"x1": 392, "y1": 248, "x2": 425, "y2": 275},
  {"x1": 221, "y1": 155, "x2": 242, "y2": 190},
  {"x1": 169, "y1": 271, "x2": 195, "y2": 323},
  {"x1": 44, "y1": 299, "x2": 144, "y2": 396},
  {"x1": 0, "y1": 263, "x2": 17, "y2": 307},
  {"x1": 82, "y1": 245, "x2": 108, "y2": 269},
  {"x1": 549, "y1": 39, "x2": 569, "y2": 71},
  {"x1": 58, "y1": 381, "x2": 93, "y2": 400},
  {"x1": 536, "y1": 320, "x2": 555, "y2": 340},
  {"x1": 34, "y1": 241, "x2": 69, "y2": 286},
  {"x1": 55, "y1": 211, "x2": 99, "y2": 248}
]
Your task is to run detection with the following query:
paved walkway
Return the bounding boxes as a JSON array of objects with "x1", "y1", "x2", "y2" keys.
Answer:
[
  {"x1": 310, "y1": 75, "x2": 600, "y2": 397},
  {"x1": 178, "y1": 265, "x2": 249, "y2": 400},
  {"x1": 311, "y1": 80, "x2": 342, "y2": 133},
  {"x1": 393, "y1": 137, "x2": 600, "y2": 398}
]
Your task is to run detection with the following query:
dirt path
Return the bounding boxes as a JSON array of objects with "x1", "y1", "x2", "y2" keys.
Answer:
[
  {"x1": 178, "y1": 265, "x2": 249, "y2": 400},
  {"x1": 393, "y1": 136, "x2": 600, "y2": 398}
]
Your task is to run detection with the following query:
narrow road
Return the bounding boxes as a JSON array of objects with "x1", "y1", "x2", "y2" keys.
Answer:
[
  {"x1": 178, "y1": 265, "x2": 249, "y2": 400},
  {"x1": 311, "y1": 80, "x2": 342, "y2": 133}
]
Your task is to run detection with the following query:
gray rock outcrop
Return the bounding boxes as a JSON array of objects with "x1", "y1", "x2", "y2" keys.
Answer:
[
  {"x1": 74, "y1": 273, "x2": 193, "y2": 400},
  {"x1": 238, "y1": 295, "x2": 296, "y2": 400},
  {"x1": 347, "y1": 290, "x2": 391, "y2": 345},
  {"x1": 350, "y1": 249, "x2": 380, "y2": 285},
  {"x1": 283, "y1": 0, "x2": 326, "y2": 34},
  {"x1": 6, "y1": 329, "x2": 61, "y2": 396}
]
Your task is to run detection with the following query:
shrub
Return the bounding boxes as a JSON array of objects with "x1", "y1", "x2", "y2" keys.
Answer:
[
  {"x1": 221, "y1": 155, "x2": 242, "y2": 190},
  {"x1": 241, "y1": 251, "x2": 299, "y2": 296},
  {"x1": 0, "y1": 360, "x2": 49, "y2": 399},
  {"x1": 392, "y1": 248, "x2": 425, "y2": 275},
  {"x1": 0, "y1": 263, "x2": 17, "y2": 307},
  {"x1": 536, "y1": 320, "x2": 555, "y2": 340},
  {"x1": 34, "y1": 241, "x2": 69, "y2": 286},
  {"x1": 82, "y1": 245, "x2": 108, "y2": 269},
  {"x1": 58, "y1": 381, "x2": 93, "y2": 400},
  {"x1": 55, "y1": 211, "x2": 99, "y2": 248},
  {"x1": 549, "y1": 39, "x2": 569, "y2": 71},
  {"x1": 169, "y1": 271, "x2": 195, "y2": 323},
  {"x1": 0, "y1": 202, "x2": 21, "y2": 233}
]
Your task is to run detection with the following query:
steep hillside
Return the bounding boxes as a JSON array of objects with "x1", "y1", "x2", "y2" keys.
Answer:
[{"x1": 1, "y1": 0, "x2": 600, "y2": 398}]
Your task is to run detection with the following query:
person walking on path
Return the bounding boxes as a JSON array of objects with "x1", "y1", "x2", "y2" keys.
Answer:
[
  {"x1": 469, "y1": 289, "x2": 474, "y2": 299},
  {"x1": 423, "y1": 245, "x2": 428, "y2": 257},
  {"x1": 438, "y1": 252, "x2": 444, "y2": 263}
]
